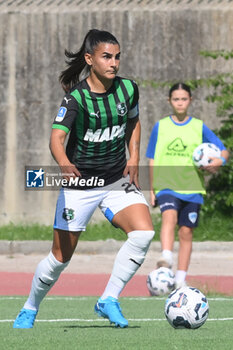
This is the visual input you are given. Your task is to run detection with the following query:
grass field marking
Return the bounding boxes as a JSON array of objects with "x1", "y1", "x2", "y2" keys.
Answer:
[
  {"x1": 1, "y1": 317, "x2": 233, "y2": 324},
  {"x1": 207, "y1": 318, "x2": 233, "y2": 321},
  {"x1": 1, "y1": 296, "x2": 233, "y2": 301},
  {"x1": 126, "y1": 297, "x2": 233, "y2": 301}
]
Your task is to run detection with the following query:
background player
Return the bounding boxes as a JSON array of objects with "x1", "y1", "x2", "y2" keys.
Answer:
[
  {"x1": 146, "y1": 82, "x2": 229, "y2": 288},
  {"x1": 13, "y1": 29, "x2": 154, "y2": 328}
]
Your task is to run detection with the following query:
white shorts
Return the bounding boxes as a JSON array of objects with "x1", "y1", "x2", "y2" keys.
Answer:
[{"x1": 53, "y1": 176, "x2": 148, "y2": 231}]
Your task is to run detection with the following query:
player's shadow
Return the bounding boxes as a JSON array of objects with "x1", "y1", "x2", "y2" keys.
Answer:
[{"x1": 62, "y1": 325, "x2": 140, "y2": 329}]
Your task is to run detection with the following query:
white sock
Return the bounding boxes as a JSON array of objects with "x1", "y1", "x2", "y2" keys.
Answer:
[
  {"x1": 175, "y1": 270, "x2": 187, "y2": 283},
  {"x1": 101, "y1": 281, "x2": 122, "y2": 300},
  {"x1": 101, "y1": 230, "x2": 155, "y2": 300},
  {"x1": 24, "y1": 251, "x2": 69, "y2": 311},
  {"x1": 162, "y1": 249, "x2": 173, "y2": 266}
]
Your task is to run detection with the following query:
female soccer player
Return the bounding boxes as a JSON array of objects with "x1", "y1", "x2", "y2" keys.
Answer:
[
  {"x1": 146, "y1": 83, "x2": 229, "y2": 288},
  {"x1": 13, "y1": 29, "x2": 154, "y2": 328}
]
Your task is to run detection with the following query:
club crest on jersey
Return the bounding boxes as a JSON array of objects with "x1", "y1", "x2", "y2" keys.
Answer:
[
  {"x1": 116, "y1": 102, "x2": 127, "y2": 116},
  {"x1": 62, "y1": 208, "x2": 74, "y2": 221},
  {"x1": 188, "y1": 212, "x2": 198, "y2": 224},
  {"x1": 55, "y1": 107, "x2": 67, "y2": 122}
]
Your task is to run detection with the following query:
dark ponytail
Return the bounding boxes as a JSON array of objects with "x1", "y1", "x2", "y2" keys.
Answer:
[
  {"x1": 59, "y1": 29, "x2": 119, "y2": 92},
  {"x1": 169, "y1": 83, "x2": 192, "y2": 98}
]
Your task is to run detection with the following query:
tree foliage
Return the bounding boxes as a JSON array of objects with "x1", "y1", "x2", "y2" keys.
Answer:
[
  {"x1": 136, "y1": 52, "x2": 233, "y2": 215},
  {"x1": 199, "y1": 51, "x2": 233, "y2": 215}
]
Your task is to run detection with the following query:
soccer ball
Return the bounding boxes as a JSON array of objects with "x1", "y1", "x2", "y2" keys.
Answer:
[
  {"x1": 147, "y1": 267, "x2": 175, "y2": 296},
  {"x1": 192, "y1": 142, "x2": 221, "y2": 168},
  {"x1": 165, "y1": 286, "x2": 209, "y2": 329}
]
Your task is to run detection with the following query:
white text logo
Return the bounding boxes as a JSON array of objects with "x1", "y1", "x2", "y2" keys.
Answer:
[{"x1": 84, "y1": 124, "x2": 126, "y2": 142}]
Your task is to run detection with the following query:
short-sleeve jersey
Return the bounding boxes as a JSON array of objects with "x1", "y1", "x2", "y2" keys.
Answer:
[{"x1": 52, "y1": 77, "x2": 139, "y2": 186}]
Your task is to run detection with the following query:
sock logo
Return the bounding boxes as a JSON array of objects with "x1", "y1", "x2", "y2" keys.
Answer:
[
  {"x1": 39, "y1": 277, "x2": 51, "y2": 287},
  {"x1": 129, "y1": 258, "x2": 141, "y2": 267}
]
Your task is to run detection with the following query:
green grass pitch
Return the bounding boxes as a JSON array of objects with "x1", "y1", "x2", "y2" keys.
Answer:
[{"x1": 0, "y1": 296, "x2": 233, "y2": 350}]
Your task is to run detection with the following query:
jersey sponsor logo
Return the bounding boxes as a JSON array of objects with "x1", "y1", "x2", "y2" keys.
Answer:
[
  {"x1": 188, "y1": 212, "x2": 198, "y2": 224},
  {"x1": 116, "y1": 102, "x2": 127, "y2": 116},
  {"x1": 168, "y1": 138, "x2": 187, "y2": 152},
  {"x1": 84, "y1": 123, "x2": 126, "y2": 142},
  {"x1": 55, "y1": 107, "x2": 67, "y2": 122}
]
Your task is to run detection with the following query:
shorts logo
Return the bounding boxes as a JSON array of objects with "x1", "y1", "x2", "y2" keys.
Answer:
[
  {"x1": 62, "y1": 208, "x2": 74, "y2": 221},
  {"x1": 159, "y1": 202, "x2": 175, "y2": 209},
  {"x1": 188, "y1": 212, "x2": 197, "y2": 224},
  {"x1": 116, "y1": 102, "x2": 127, "y2": 116},
  {"x1": 55, "y1": 107, "x2": 67, "y2": 122},
  {"x1": 26, "y1": 168, "x2": 44, "y2": 188}
]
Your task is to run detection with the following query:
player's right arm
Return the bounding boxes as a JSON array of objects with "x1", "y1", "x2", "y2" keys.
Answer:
[
  {"x1": 50, "y1": 129, "x2": 81, "y2": 181},
  {"x1": 50, "y1": 93, "x2": 81, "y2": 180}
]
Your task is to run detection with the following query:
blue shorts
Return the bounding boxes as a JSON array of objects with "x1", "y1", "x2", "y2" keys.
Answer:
[{"x1": 157, "y1": 194, "x2": 201, "y2": 228}]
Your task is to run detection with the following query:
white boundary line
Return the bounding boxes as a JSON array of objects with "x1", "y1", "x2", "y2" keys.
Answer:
[
  {"x1": 2, "y1": 297, "x2": 233, "y2": 324},
  {"x1": 0, "y1": 296, "x2": 233, "y2": 301},
  {"x1": 1, "y1": 317, "x2": 233, "y2": 323}
]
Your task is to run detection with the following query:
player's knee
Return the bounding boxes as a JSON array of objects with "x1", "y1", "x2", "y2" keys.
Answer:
[
  {"x1": 179, "y1": 226, "x2": 193, "y2": 241},
  {"x1": 128, "y1": 230, "x2": 155, "y2": 251}
]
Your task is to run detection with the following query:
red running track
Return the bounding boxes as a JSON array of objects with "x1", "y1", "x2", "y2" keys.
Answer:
[{"x1": 0, "y1": 272, "x2": 233, "y2": 296}]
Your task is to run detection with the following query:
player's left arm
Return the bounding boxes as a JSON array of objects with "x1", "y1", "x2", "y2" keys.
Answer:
[
  {"x1": 202, "y1": 124, "x2": 230, "y2": 173},
  {"x1": 205, "y1": 149, "x2": 230, "y2": 173},
  {"x1": 124, "y1": 116, "x2": 141, "y2": 188}
]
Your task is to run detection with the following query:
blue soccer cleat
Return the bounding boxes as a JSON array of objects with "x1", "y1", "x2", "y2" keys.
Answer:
[
  {"x1": 94, "y1": 296, "x2": 128, "y2": 328},
  {"x1": 13, "y1": 308, "x2": 38, "y2": 329}
]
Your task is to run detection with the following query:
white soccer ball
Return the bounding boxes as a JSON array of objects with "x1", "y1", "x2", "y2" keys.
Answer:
[
  {"x1": 147, "y1": 267, "x2": 175, "y2": 296},
  {"x1": 192, "y1": 142, "x2": 221, "y2": 168},
  {"x1": 165, "y1": 286, "x2": 209, "y2": 329}
]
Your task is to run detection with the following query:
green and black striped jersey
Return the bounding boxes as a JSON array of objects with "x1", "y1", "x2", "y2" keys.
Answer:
[{"x1": 52, "y1": 76, "x2": 139, "y2": 186}]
